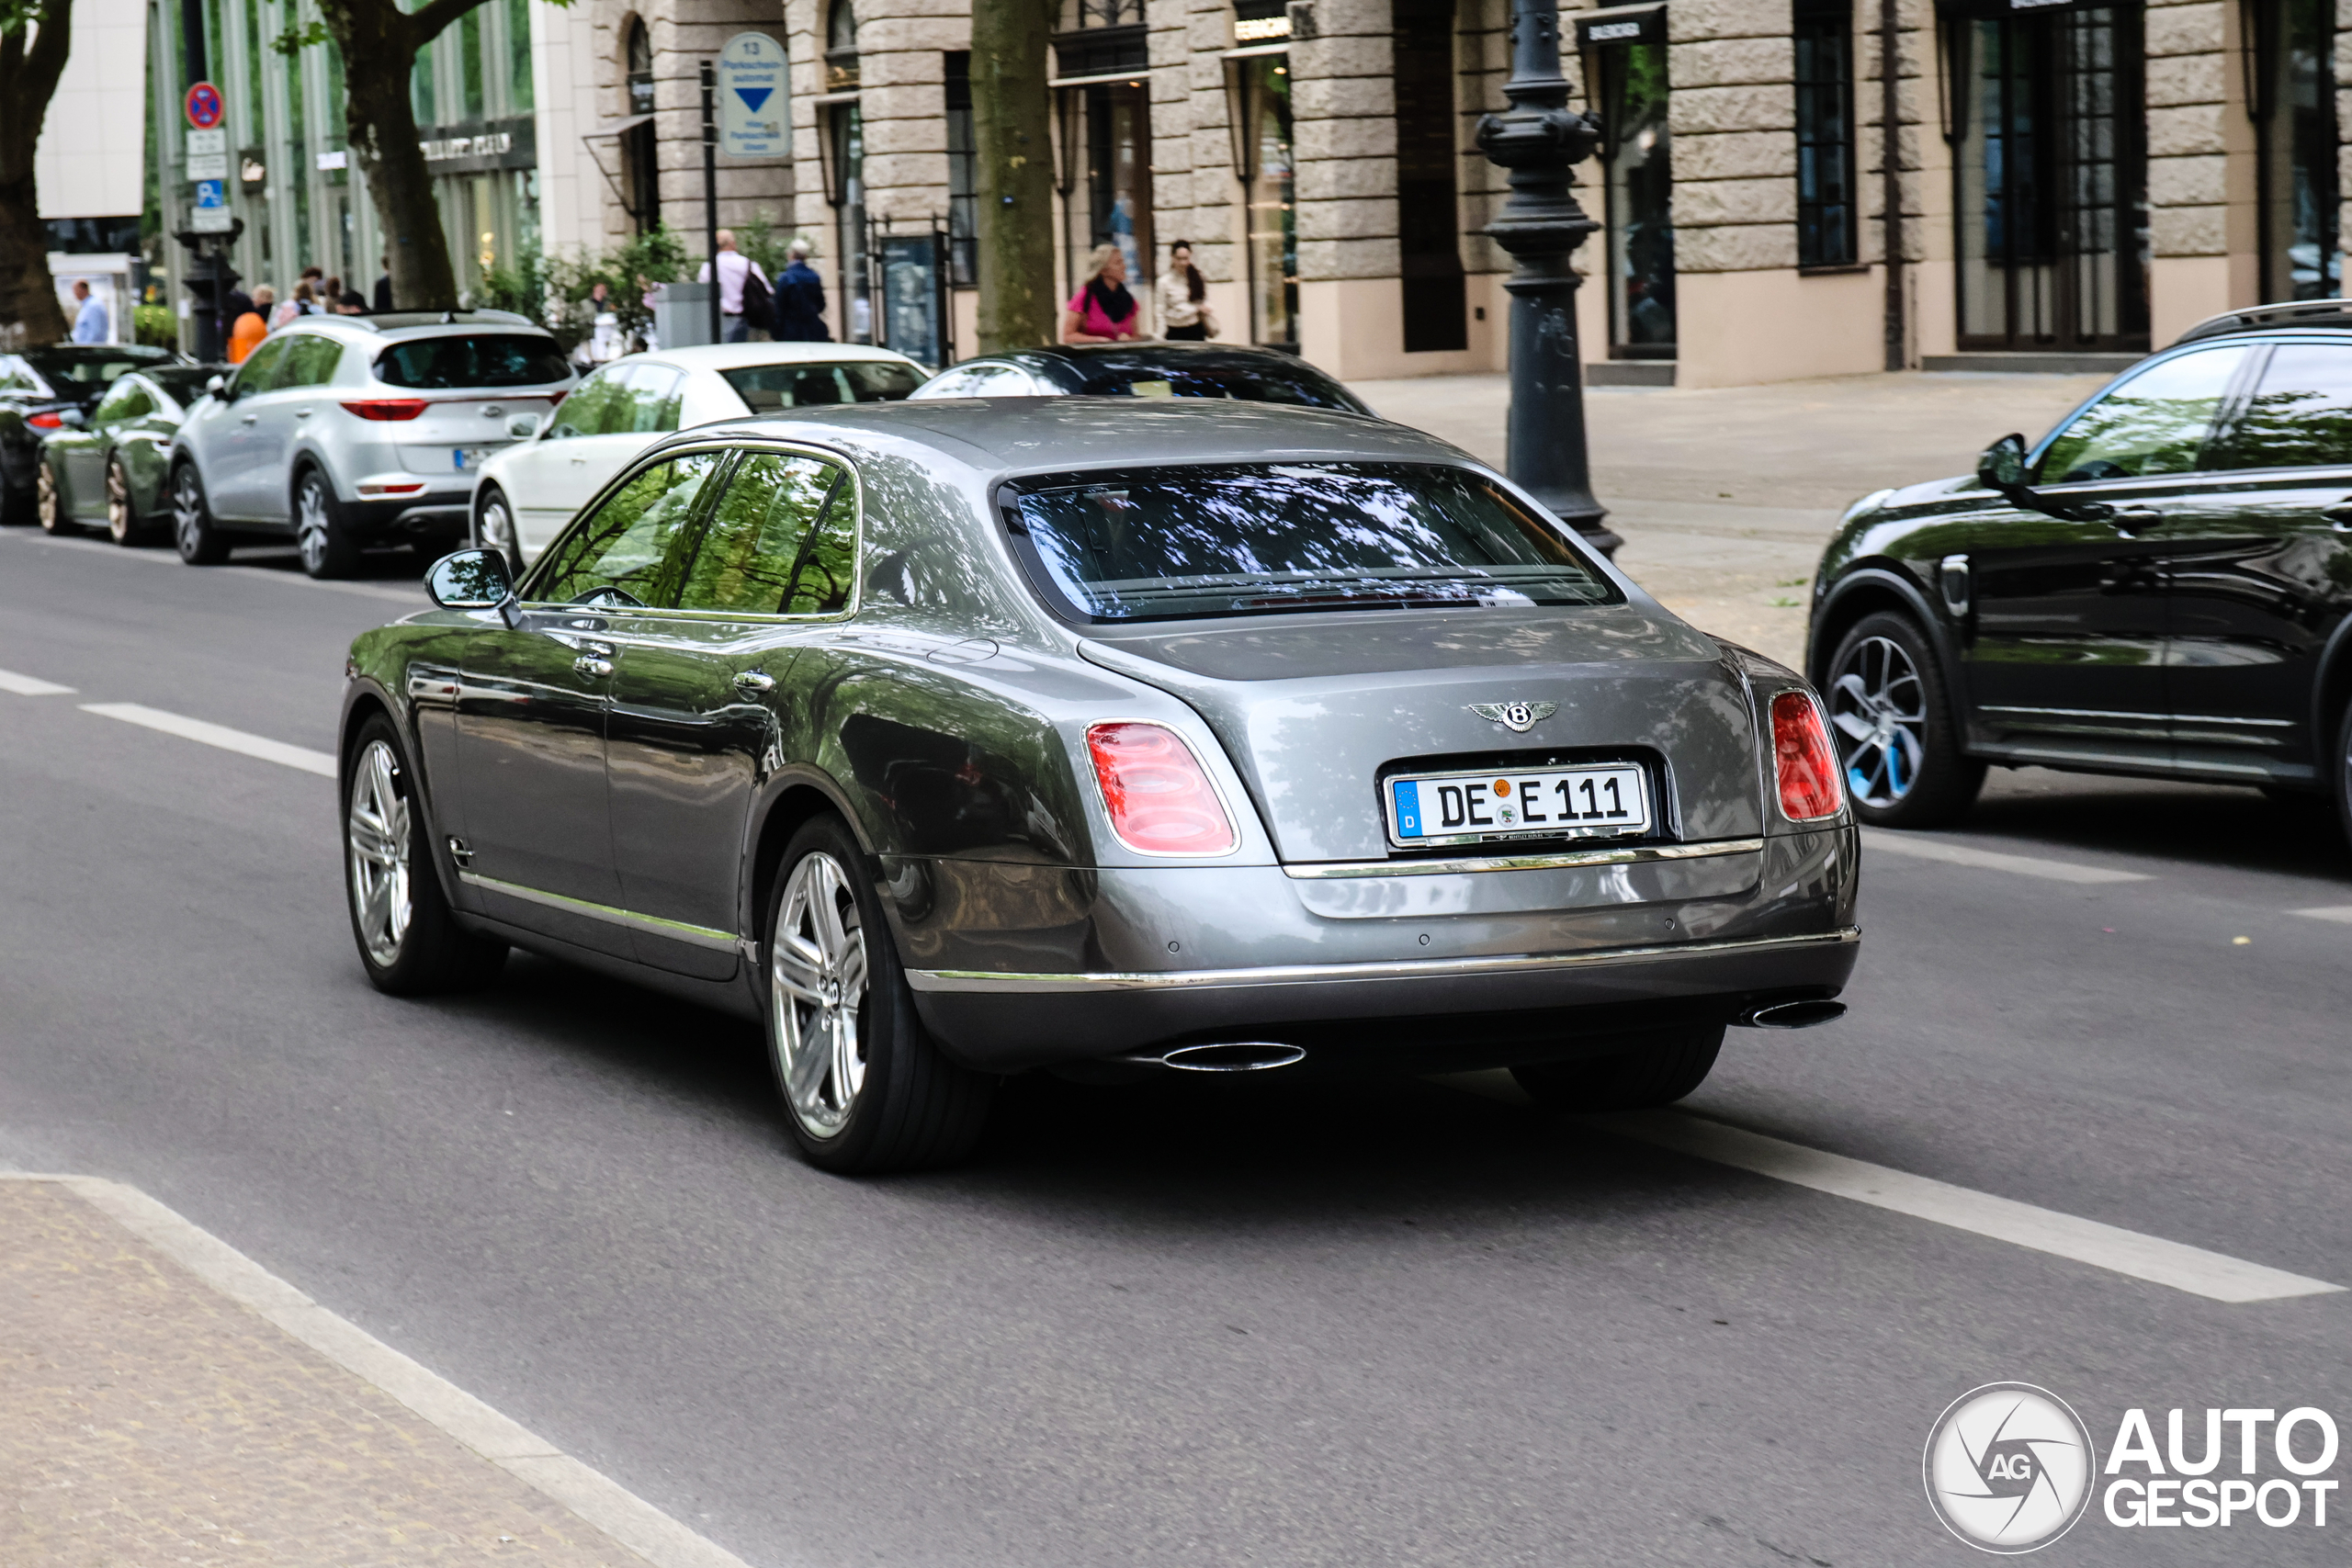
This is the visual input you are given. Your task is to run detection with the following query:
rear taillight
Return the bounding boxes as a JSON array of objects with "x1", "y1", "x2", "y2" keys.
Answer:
[
  {"x1": 27, "y1": 411, "x2": 62, "y2": 428},
  {"x1": 1771, "y1": 691, "x2": 1843, "y2": 821},
  {"x1": 547, "y1": 388, "x2": 568, "y2": 405},
  {"x1": 340, "y1": 399, "x2": 430, "y2": 421},
  {"x1": 1085, "y1": 722, "x2": 1237, "y2": 856}
]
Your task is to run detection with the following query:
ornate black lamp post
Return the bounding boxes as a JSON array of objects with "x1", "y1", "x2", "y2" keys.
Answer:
[{"x1": 1476, "y1": 0, "x2": 1617, "y2": 553}]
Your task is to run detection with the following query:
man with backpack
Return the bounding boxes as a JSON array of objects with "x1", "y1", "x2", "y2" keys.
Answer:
[{"x1": 698, "y1": 231, "x2": 773, "y2": 344}]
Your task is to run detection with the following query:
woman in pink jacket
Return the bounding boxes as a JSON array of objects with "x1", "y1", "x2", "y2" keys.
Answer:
[{"x1": 1061, "y1": 244, "x2": 1144, "y2": 344}]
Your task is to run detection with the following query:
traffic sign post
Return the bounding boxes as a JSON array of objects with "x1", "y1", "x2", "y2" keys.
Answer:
[
  {"x1": 185, "y1": 81, "x2": 223, "y2": 130},
  {"x1": 717, "y1": 33, "x2": 786, "y2": 158},
  {"x1": 178, "y1": 79, "x2": 237, "y2": 360}
]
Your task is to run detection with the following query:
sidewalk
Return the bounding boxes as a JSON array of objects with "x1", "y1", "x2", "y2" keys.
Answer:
[
  {"x1": 0, "y1": 1176, "x2": 725, "y2": 1567},
  {"x1": 1346, "y1": 369, "x2": 2111, "y2": 670}
]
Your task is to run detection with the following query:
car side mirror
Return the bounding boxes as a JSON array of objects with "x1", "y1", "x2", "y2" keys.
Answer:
[
  {"x1": 508, "y1": 412, "x2": 542, "y2": 439},
  {"x1": 206, "y1": 374, "x2": 229, "y2": 400},
  {"x1": 425, "y1": 547, "x2": 520, "y2": 626},
  {"x1": 1976, "y1": 434, "x2": 2028, "y2": 491}
]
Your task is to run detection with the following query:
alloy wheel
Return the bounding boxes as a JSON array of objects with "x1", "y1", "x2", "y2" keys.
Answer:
[
  {"x1": 297, "y1": 476, "x2": 334, "y2": 575},
  {"x1": 172, "y1": 468, "x2": 203, "y2": 552},
  {"x1": 771, "y1": 851, "x2": 871, "y2": 1139},
  {"x1": 478, "y1": 492, "x2": 520, "y2": 574},
  {"x1": 35, "y1": 461, "x2": 62, "y2": 533},
  {"x1": 1828, "y1": 635, "x2": 1927, "y2": 808},
  {"x1": 106, "y1": 459, "x2": 132, "y2": 543},
  {"x1": 346, "y1": 739, "x2": 414, "y2": 968}
]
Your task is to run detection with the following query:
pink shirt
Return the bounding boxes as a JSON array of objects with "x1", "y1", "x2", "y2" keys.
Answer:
[{"x1": 1068, "y1": 285, "x2": 1136, "y2": 338}]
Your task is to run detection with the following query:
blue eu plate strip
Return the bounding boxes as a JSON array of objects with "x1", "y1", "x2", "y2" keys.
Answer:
[{"x1": 1391, "y1": 778, "x2": 1422, "y2": 839}]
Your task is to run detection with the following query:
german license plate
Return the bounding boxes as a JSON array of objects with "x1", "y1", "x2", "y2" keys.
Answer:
[
  {"x1": 1386, "y1": 762, "x2": 1652, "y2": 847},
  {"x1": 453, "y1": 446, "x2": 492, "y2": 470}
]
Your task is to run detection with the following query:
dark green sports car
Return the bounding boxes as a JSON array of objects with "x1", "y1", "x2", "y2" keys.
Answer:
[
  {"x1": 342, "y1": 400, "x2": 1860, "y2": 1173},
  {"x1": 36, "y1": 365, "x2": 222, "y2": 545}
]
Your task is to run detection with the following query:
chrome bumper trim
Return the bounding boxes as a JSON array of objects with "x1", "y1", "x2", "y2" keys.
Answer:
[
  {"x1": 906, "y1": 927, "x2": 1860, "y2": 995},
  {"x1": 1282, "y1": 837, "x2": 1766, "y2": 880},
  {"x1": 458, "y1": 872, "x2": 741, "y2": 953}
]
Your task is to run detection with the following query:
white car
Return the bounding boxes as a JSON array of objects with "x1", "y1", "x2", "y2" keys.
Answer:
[{"x1": 467, "y1": 341, "x2": 926, "y2": 569}]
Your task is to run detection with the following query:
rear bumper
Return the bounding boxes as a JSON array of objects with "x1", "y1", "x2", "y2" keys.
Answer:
[{"x1": 891, "y1": 825, "x2": 1860, "y2": 1072}]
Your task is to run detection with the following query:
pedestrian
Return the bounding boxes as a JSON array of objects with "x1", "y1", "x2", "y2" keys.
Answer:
[
  {"x1": 578, "y1": 280, "x2": 623, "y2": 366},
  {"x1": 221, "y1": 281, "x2": 254, "y2": 331},
  {"x1": 69, "y1": 280, "x2": 109, "y2": 344},
  {"x1": 697, "y1": 230, "x2": 772, "y2": 344},
  {"x1": 373, "y1": 256, "x2": 393, "y2": 313},
  {"x1": 1062, "y1": 243, "x2": 1143, "y2": 344},
  {"x1": 227, "y1": 285, "x2": 273, "y2": 364},
  {"x1": 1157, "y1": 240, "x2": 1216, "y2": 342},
  {"x1": 774, "y1": 240, "x2": 830, "y2": 342},
  {"x1": 272, "y1": 279, "x2": 314, "y2": 328}
]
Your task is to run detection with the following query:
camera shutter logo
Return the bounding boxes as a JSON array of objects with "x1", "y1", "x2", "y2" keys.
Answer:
[{"x1": 1923, "y1": 1383, "x2": 2097, "y2": 1553}]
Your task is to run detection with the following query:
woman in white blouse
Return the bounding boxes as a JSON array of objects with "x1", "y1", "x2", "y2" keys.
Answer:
[{"x1": 1156, "y1": 240, "x2": 1216, "y2": 341}]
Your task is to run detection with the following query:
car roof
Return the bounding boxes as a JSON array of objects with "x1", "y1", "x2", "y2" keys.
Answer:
[
  {"x1": 678, "y1": 396, "x2": 1474, "y2": 476},
  {"x1": 2171, "y1": 300, "x2": 2352, "y2": 345},
  {"x1": 986, "y1": 342, "x2": 1329, "y2": 373},
  {"x1": 292, "y1": 310, "x2": 556, "y2": 343},
  {"x1": 636, "y1": 342, "x2": 923, "y2": 371}
]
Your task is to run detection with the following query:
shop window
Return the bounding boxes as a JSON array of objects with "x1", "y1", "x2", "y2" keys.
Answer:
[
  {"x1": 1393, "y1": 0, "x2": 1465, "y2": 352},
  {"x1": 622, "y1": 18, "x2": 660, "y2": 233},
  {"x1": 945, "y1": 53, "x2": 978, "y2": 287},
  {"x1": 1598, "y1": 36, "x2": 1675, "y2": 355},
  {"x1": 826, "y1": 0, "x2": 860, "y2": 92},
  {"x1": 1793, "y1": 0, "x2": 1857, "y2": 269},
  {"x1": 2252, "y1": 0, "x2": 2341, "y2": 302}
]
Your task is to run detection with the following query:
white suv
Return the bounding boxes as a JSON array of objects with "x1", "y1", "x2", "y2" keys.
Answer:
[{"x1": 167, "y1": 310, "x2": 575, "y2": 578}]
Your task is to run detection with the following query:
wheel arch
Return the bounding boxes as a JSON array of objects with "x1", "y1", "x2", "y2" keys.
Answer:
[
  {"x1": 2311, "y1": 609, "x2": 2352, "y2": 772},
  {"x1": 742, "y1": 772, "x2": 876, "y2": 950},
  {"x1": 338, "y1": 675, "x2": 469, "y2": 912},
  {"x1": 1808, "y1": 567, "x2": 1954, "y2": 690}
]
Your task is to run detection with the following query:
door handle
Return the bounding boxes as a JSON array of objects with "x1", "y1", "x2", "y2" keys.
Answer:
[
  {"x1": 2109, "y1": 506, "x2": 2163, "y2": 535},
  {"x1": 241, "y1": 413, "x2": 257, "y2": 424},
  {"x1": 732, "y1": 670, "x2": 775, "y2": 694},
  {"x1": 295, "y1": 408, "x2": 311, "y2": 418},
  {"x1": 573, "y1": 655, "x2": 614, "y2": 678}
]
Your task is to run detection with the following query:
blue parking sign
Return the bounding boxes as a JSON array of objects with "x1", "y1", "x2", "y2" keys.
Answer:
[{"x1": 195, "y1": 179, "x2": 225, "y2": 209}]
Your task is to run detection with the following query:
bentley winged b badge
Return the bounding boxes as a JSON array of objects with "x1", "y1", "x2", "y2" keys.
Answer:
[{"x1": 1470, "y1": 701, "x2": 1558, "y2": 734}]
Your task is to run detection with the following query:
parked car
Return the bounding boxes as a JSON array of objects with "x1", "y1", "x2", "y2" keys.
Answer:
[
  {"x1": 909, "y1": 341, "x2": 1375, "y2": 414},
  {"x1": 35, "y1": 365, "x2": 223, "y2": 545},
  {"x1": 340, "y1": 400, "x2": 1859, "y2": 1174},
  {"x1": 1806, "y1": 299, "x2": 2352, "y2": 842},
  {"x1": 468, "y1": 341, "x2": 924, "y2": 571},
  {"x1": 167, "y1": 310, "x2": 575, "y2": 578},
  {"x1": 0, "y1": 344, "x2": 187, "y2": 526}
]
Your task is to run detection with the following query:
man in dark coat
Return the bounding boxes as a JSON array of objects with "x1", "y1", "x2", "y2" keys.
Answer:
[
  {"x1": 774, "y1": 240, "x2": 831, "y2": 342},
  {"x1": 372, "y1": 256, "x2": 393, "y2": 314}
]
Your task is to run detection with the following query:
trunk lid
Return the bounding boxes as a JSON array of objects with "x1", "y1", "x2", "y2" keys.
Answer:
[
  {"x1": 389, "y1": 394, "x2": 559, "y2": 475},
  {"x1": 1080, "y1": 606, "x2": 1764, "y2": 863}
]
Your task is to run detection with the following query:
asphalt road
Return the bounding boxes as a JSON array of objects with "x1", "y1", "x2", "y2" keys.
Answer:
[{"x1": 3, "y1": 525, "x2": 2348, "y2": 1567}]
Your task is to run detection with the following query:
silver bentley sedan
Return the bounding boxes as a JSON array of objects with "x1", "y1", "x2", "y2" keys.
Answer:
[{"x1": 340, "y1": 400, "x2": 1860, "y2": 1172}]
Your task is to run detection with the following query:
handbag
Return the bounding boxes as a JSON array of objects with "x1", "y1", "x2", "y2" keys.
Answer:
[{"x1": 741, "y1": 264, "x2": 775, "y2": 333}]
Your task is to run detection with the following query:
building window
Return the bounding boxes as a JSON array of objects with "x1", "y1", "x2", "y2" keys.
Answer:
[
  {"x1": 1793, "y1": 0, "x2": 1857, "y2": 269},
  {"x1": 826, "y1": 0, "x2": 860, "y2": 92},
  {"x1": 2254, "y1": 0, "x2": 2341, "y2": 301},
  {"x1": 1393, "y1": 0, "x2": 1464, "y2": 352},
  {"x1": 1597, "y1": 37, "x2": 1674, "y2": 355},
  {"x1": 945, "y1": 52, "x2": 977, "y2": 287},
  {"x1": 622, "y1": 18, "x2": 659, "y2": 233}
]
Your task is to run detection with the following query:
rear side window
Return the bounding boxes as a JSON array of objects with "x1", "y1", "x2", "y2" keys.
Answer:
[
  {"x1": 673, "y1": 453, "x2": 854, "y2": 615},
  {"x1": 278, "y1": 335, "x2": 345, "y2": 389},
  {"x1": 95, "y1": 379, "x2": 154, "y2": 423},
  {"x1": 1074, "y1": 362, "x2": 1364, "y2": 412},
  {"x1": 530, "y1": 452, "x2": 727, "y2": 606},
  {"x1": 376, "y1": 333, "x2": 570, "y2": 389},
  {"x1": 2213, "y1": 343, "x2": 2352, "y2": 470},
  {"x1": 1007, "y1": 462, "x2": 1618, "y2": 622},
  {"x1": 722, "y1": 361, "x2": 921, "y2": 413}
]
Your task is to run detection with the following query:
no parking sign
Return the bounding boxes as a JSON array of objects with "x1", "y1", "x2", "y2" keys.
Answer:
[{"x1": 185, "y1": 81, "x2": 224, "y2": 130}]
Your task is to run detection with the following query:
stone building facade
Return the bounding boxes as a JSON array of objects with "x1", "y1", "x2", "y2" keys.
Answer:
[{"x1": 521, "y1": 0, "x2": 2351, "y2": 388}]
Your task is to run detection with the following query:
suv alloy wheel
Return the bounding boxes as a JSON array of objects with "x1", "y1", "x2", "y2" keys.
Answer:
[
  {"x1": 295, "y1": 467, "x2": 360, "y2": 579},
  {"x1": 1826, "y1": 612, "x2": 1985, "y2": 829},
  {"x1": 171, "y1": 462, "x2": 229, "y2": 564}
]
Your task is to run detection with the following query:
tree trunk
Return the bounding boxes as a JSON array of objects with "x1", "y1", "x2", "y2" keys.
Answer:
[
  {"x1": 318, "y1": 0, "x2": 467, "y2": 311},
  {"x1": 970, "y1": 0, "x2": 1056, "y2": 353},
  {"x1": 0, "y1": 0, "x2": 75, "y2": 345}
]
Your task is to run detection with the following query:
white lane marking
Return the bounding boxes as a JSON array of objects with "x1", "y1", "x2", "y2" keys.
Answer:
[
  {"x1": 17, "y1": 1174, "x2": 764, "y2": 1568},
  {"x1": 2293, "y1": 907, "x2": 2352, "y2": 925},
  {"x1": 80, "y1": 702, "x2": 337, "y2": 777},
  {"x1": 1430, "y1": 1074, "x2": 2339, "y2": 1303},
  {"x1": 1861, "y1": 827, "x2": 2152, "y2": 884},
  {"x1": 0, "y1": 667, "x2": 76, "y2": 695}
]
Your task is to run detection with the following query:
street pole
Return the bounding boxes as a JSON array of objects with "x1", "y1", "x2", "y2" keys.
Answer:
[
  {"x1": 701, "y1": 60, "x2": 721, "y2": 346},
  {"x1": 1475, "y1": 0, "x2": 1614, "y2": 551}
]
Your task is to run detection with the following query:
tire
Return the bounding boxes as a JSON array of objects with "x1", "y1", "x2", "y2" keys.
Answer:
[
  {"x1": 1511, "y1": 1022, "x2": 1726, "y2": 1111},
  {"x1": 343, "y1": 714, "x2": 507, "y2": 995},
  {"x1": 1824, "y1": 611, "x2": 1985, "y2": 829},
  {"x1": 295, "y1": 467, "x2": 360, "y2": 579},
  {"x1": 171, "y1": 461, "x2": 230, "y2": 564},
  {"x1": 35, "y1": 455, "x2": 72, "y2": 535},
  {"x1": 2333, "y1": 695, "x2": 2352, "y2": 853},
  {"x1": 472, "y1": 484, "x2": 523, "y2": 577},
  {"x1": 763, "y1": 815, "x2": 993, "y2": 1173},
  {"x1": 106, "y1": 454, "x2": 148, "y2": 546}
]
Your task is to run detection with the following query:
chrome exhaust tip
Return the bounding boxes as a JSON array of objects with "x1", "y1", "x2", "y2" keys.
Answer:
[
  {"x1": 1148, "y1": 1042, "x2": 1309, "y2": 1072},
  {"x1": 1739, "y1": 998, "x2": 1848, "y2": 1030}
]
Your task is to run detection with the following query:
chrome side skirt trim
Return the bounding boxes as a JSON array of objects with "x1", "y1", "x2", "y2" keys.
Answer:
[
  {"x1": 906, "y1": 927, "x2": 1860, "y2": 995},
  {"x1": 458, "y1": 872, "x2": 741, "y2": 953},
  {"x1": 1283, "y1": 837, "x2": 1766, "y2": 880}
]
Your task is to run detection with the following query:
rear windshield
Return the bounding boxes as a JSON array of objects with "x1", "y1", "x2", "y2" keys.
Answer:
[
  {"x1": 147, "y1": 367, "x2": 222, "y2": 401},
  {"x1": 22, "y1": 346, "x2": 174, "y2": 393},
  {"x1": 721, "y1": 361, "x2": 922, "y2": 412},
  {"x1": 1072, "y1": 361, "x2": 1366, "y2": 412},
  {"x1": 1007, "y1": 463, "x2": 1617, "y2": 622},
  {"x1": 375, "y1": 333, "x2": 571, "y2": 389}
]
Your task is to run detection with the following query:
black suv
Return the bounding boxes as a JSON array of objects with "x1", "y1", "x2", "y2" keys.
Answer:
[{"x1": 1807, "y1": 300, "x2": 2352, "y2": 843}]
